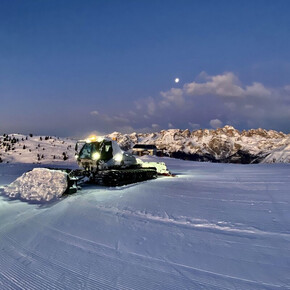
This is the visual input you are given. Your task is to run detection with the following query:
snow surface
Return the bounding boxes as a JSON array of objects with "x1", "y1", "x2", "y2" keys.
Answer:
[
  {"x1": 0, "y1": 157, "x2": 290, "y2": 289},
  {"x1": 3, "y1": 168, "x2": 68, "y2": 202}
]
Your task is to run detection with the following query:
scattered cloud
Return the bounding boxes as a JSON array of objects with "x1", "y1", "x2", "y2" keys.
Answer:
[
  {"x1": 160, "y1": 88, "x2": 184, "y2": 106},
  {"x1": 88, "y1": 72, "x2": 290, "y2": 134},
  {"x1": 210, "y1": 119, "x2": 223, "y2": 129},
  {"x1": 134, "y1": 101, "x2": 142, "y2": 110},
  {"x1": 147, "y1": 97, "x2": 156, "y2": 115}
]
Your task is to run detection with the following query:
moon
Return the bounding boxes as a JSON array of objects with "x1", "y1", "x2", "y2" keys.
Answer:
[{"x1": 175, "y1": 78, "x2": 180, "y2": 83}]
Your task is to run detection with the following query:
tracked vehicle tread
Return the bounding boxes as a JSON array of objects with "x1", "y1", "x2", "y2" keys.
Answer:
[{"x1": 96, "y1": 168, "x2": 157, "y2": 186}]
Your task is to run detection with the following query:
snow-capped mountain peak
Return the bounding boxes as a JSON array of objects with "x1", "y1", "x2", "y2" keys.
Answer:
[{"x1": 107, "y1": 126, "x2": 290, "y2": 163}]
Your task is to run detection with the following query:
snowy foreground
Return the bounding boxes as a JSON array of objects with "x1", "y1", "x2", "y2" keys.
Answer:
[{"x1": 0, "y1": 157, "x2": 290, "y2": 289}]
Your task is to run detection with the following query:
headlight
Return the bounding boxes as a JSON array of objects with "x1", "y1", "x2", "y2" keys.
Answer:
[
  {"x1": 92, "y1": 152, "x2": 101, "y2": 160},
  {"x1": 114, "y1": 153, "x2": 123, "y2": 162}
]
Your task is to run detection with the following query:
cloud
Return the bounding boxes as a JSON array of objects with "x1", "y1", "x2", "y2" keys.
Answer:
[
  {"x1": 160, "y1": 88, "x2": 184, "y2": 106},
  {"x1": 184, "y1": 72, "x2": 271, "y2": 98},
  {"x1": 195, "y1": 71, "x2": 211, "y2": 81},
  {"x1": 244, "y1": 82, "x2": 271, "y2": 97},
  {"x1": 135, "y1": 96, "x2": 156, "y2": 115},
  {"x1": 87, "y1": 71, "x2": 290, "y2": 134},
  {"x1": 284, "y1": 85, "x2": 290, "y2": 92},
  {"x1": 147, "y1": 97, "x2": 156, "y2": 115},
  {"x1": 134, "y1": 101, "x2": 142, "y2": 110},
  {"x1": 185, "y1": 72, "x2": 243, "y2": 97},
  {"x1": 210, "y1": 119, "x2": 223, "y2": 129}
]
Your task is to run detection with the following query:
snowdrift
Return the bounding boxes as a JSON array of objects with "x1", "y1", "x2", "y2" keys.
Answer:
[{"x1": 2, "y1": 168, "x2": 68, "y2": 202}]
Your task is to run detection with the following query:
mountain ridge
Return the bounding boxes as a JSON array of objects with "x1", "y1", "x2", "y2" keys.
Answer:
[
  {"x1": 0, "y1": 126, "x2": 289, "y2": 164},
  {"x1": 108, "y1": 126, "x2": 290, "y2": 164}
]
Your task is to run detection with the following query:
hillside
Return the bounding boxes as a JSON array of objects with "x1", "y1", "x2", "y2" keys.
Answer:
[
  {"x1": 0, "y1": 126, "x2": 289, "y2": 164},
  {"x1": 0, "y1": 134, "x2": 76, "y2": 164}
]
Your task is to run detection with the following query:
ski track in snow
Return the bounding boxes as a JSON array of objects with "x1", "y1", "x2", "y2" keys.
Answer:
[{"x1": 0, "y1": 159, "x2": 290, "y2": 289}]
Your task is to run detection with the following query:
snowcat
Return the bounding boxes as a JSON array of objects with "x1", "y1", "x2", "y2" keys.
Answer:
[
  {"x1": 61, "y1": 136, "x2": 171, "y2": 193},
  {"x1": 2, "y1": 136, "x2": 171, "y2": 201}
]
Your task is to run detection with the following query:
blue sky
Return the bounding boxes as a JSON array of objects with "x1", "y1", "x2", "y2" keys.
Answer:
[{"x1": 1, "y1": 0, "x2": 290, "y2": 136}]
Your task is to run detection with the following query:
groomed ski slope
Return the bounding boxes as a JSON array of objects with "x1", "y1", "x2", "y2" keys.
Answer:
[{"x1": 0, "y1": 157, "x2": 290, "y2": 289}]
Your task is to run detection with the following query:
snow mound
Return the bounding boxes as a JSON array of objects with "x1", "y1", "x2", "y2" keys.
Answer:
[{"x1": 3, "y1": 168, "x2": 68, "y2": 202}]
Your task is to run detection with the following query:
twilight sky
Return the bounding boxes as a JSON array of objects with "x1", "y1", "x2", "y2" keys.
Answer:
[{"x1": 1, "y1": 0, "x2": 290, "y2": 137}]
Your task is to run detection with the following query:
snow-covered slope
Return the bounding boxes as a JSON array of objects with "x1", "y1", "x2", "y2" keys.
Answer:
[
  {"x1": 108, "y1": 126, "x2": 290, "y2": 163},
  {"x1": 261, "y1": 136, "x2": 290, "y2": 163},
  {"x1": 0, "y1": 158, "x2": 289, "y2": 289},
  {"x1": 0, "y1": 134, "x2": 76, "y2": 164}
]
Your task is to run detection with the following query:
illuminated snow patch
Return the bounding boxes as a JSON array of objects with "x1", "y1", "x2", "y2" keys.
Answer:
[{"x1": 3, "y1": 168, "x2": 68, "y2": 202}]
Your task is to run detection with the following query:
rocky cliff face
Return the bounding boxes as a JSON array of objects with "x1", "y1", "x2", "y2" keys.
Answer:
[{"x1": 108, "y1": 126, "x2": 290, "y2": 164}]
